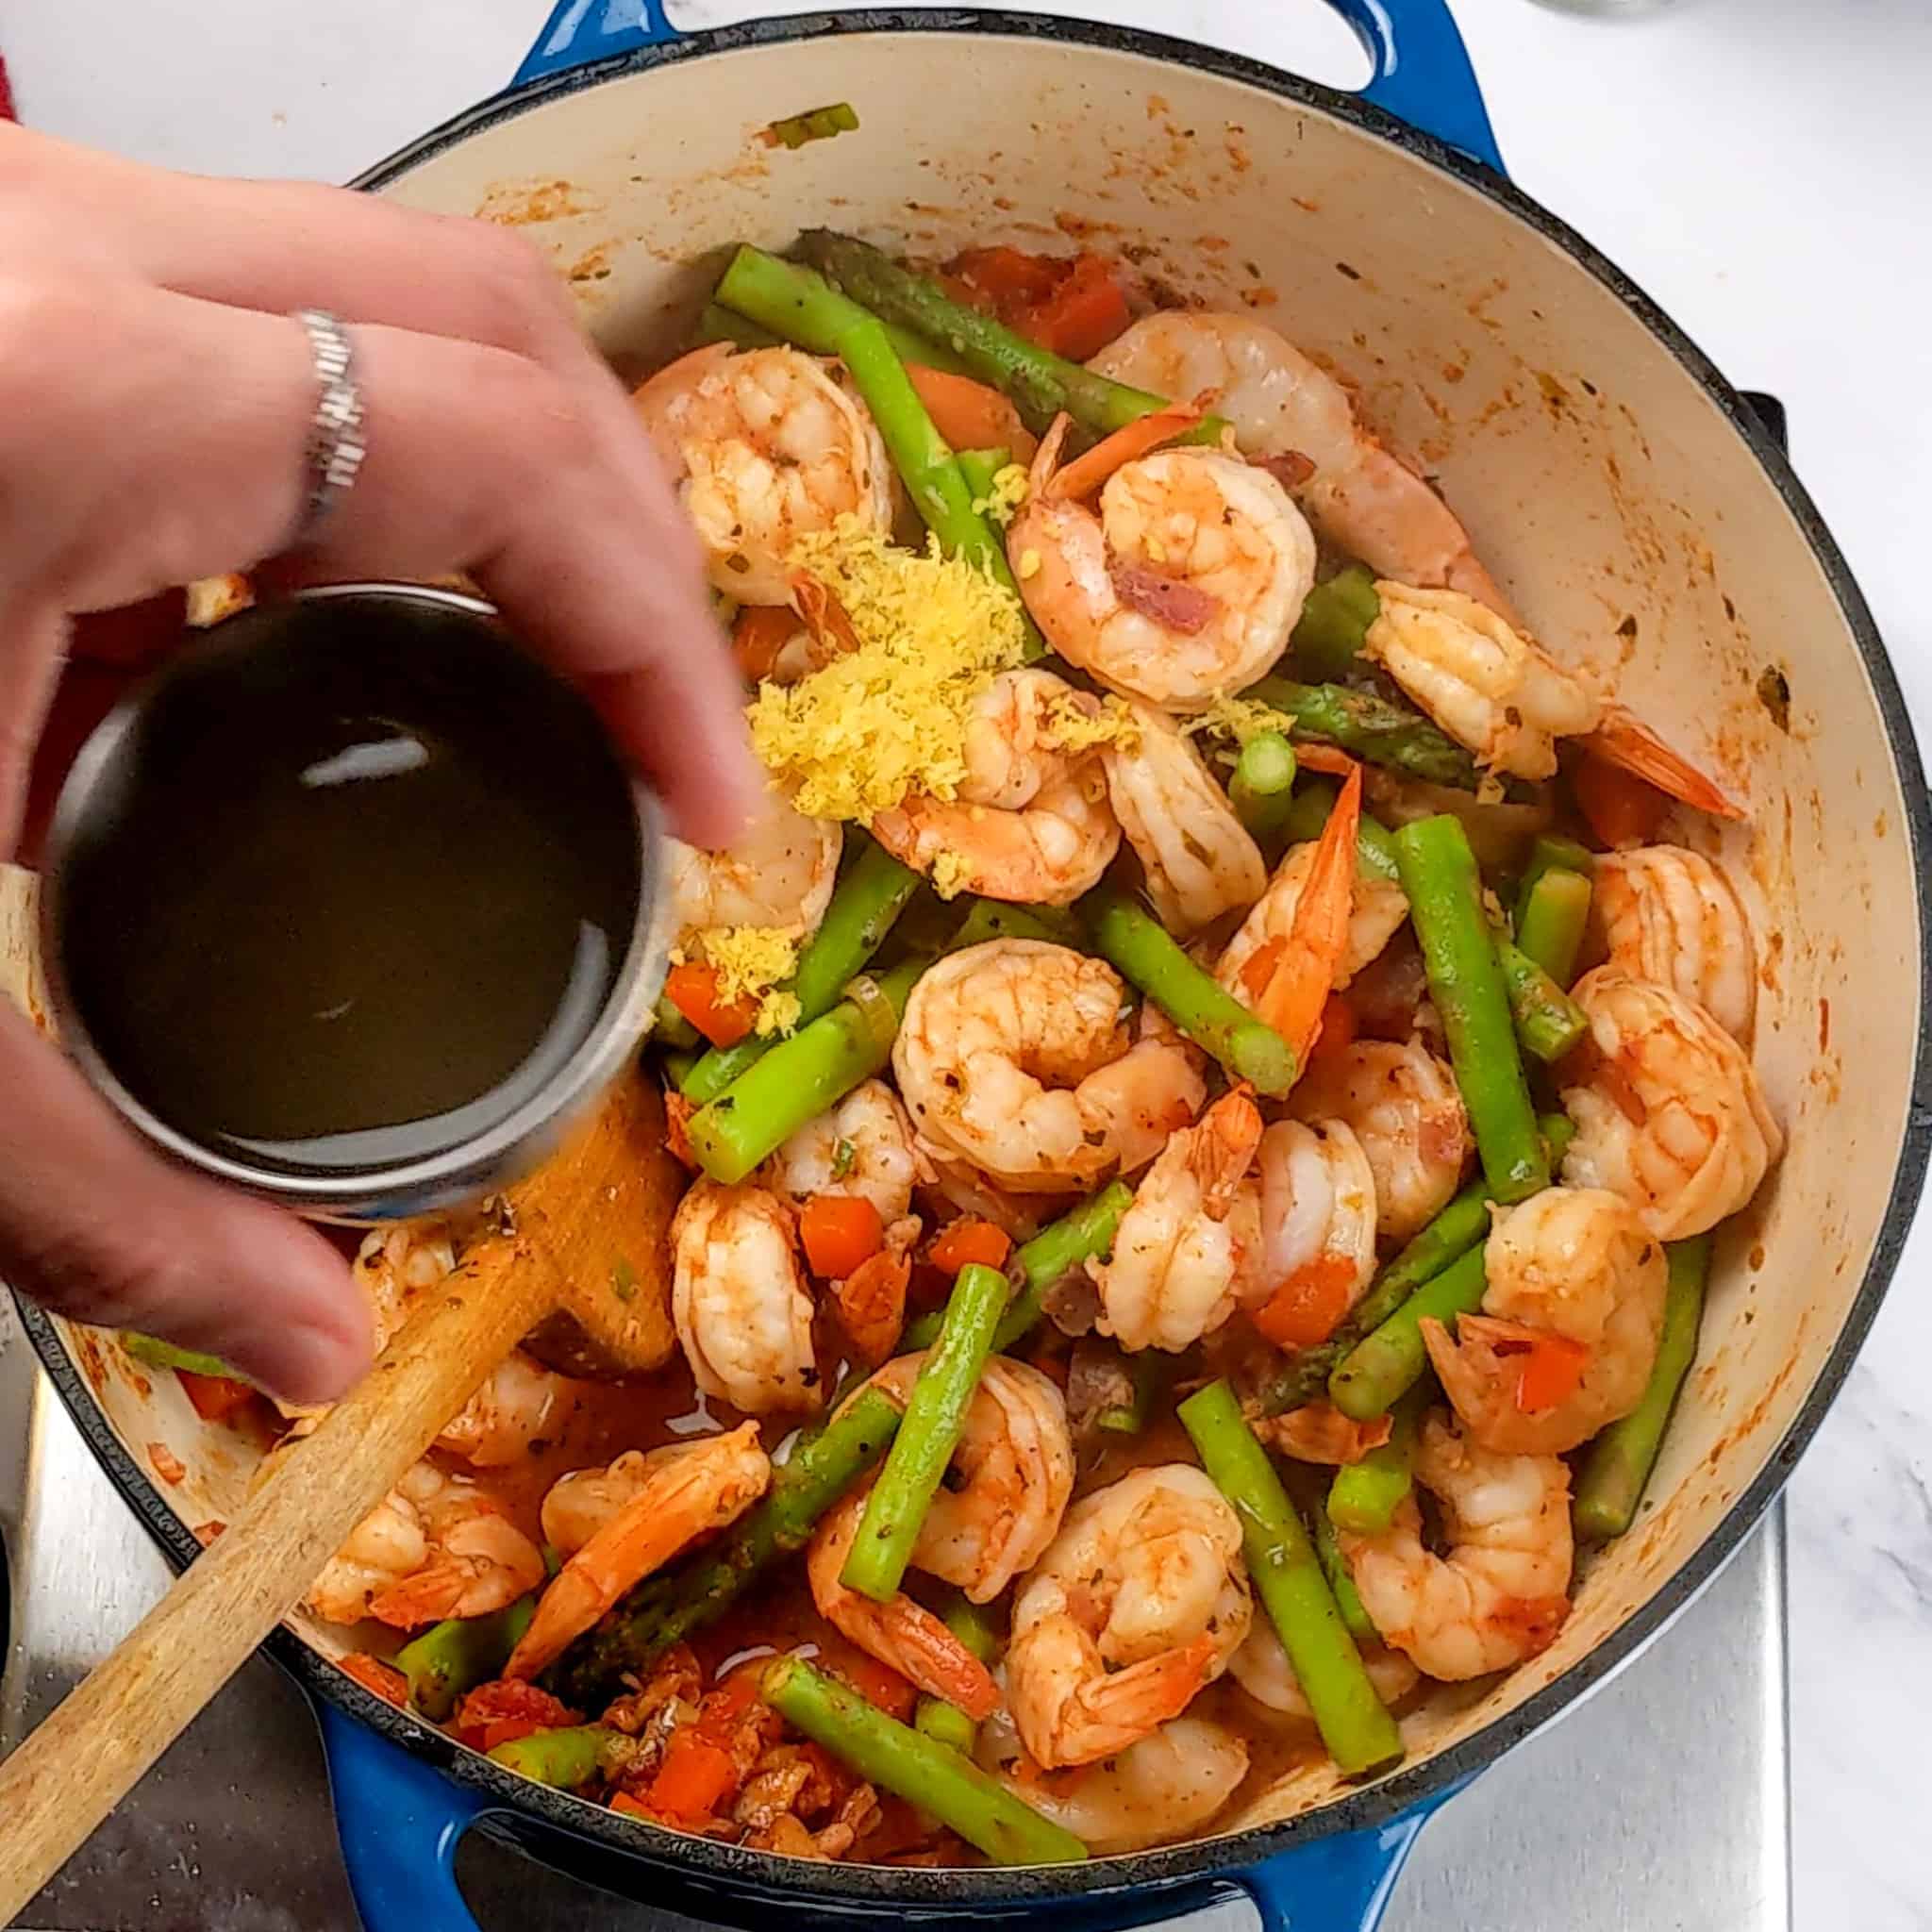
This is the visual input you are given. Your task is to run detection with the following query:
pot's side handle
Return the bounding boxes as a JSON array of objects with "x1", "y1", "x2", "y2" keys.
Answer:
[
  {"x1": 1326, "y1": 0, "x2": 1505, "y2": 172},
  {"x1": 508, "y1": 1, "x2": 1503, "y2": 174},
  {"x1": 515, "y1": 0, "x2": 677, "y2": 85},
  {"x1": 320, "y1": 1703, "x2": 490, "y2": 1932},
  {"x1": 1236, "y1": 1809, "x2": 1436, "y2": 1932}
]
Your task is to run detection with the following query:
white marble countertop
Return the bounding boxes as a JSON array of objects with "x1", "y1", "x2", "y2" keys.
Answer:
[{"x1": 7, "y1": 0, "x2": 1930, "y2": 1924}]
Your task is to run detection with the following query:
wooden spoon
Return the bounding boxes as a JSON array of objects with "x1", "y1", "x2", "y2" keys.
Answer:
[{"x1": 0, "y1": 1055, "x2": 686, "y2": 1922}]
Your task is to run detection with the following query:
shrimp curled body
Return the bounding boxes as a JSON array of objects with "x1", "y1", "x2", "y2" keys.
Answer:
[
  {"x1": 1423, "y1": 1185, "x2": 1667, "y2": 1455},
  {"x1": 632, "y1": 343, "x2": 892, "y2": 603},
  {"x1": 1341, "y1": 1412, "x2": 1573, "y2": 1681},
  {"x1": 1559, "y1": 969, "x2": 1780, "y2": 1241},
  {"x1": 1008, "y1": 1464, "x2": 1253, "y2": 1769},
  {"x1": 1008, "y1": 426, "x2": 1316, "y2": 712},
  {"x1": 892, "y1": 939, "x2": 1205, "y2": 1194}
]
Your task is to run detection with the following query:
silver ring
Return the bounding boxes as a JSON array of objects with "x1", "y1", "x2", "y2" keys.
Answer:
[{"x1": 291, "y1": 308, "x2": 367, "y2": 545}]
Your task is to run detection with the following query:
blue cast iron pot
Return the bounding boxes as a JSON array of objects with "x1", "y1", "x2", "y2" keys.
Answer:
[{"x1": 19, "y1": 1, "x2": 1928, "y2": 1927}]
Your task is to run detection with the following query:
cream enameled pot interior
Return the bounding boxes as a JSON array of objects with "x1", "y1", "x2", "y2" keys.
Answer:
[{"x1": 8, "y1": 24, "x2": 1919, "y2": 1847}]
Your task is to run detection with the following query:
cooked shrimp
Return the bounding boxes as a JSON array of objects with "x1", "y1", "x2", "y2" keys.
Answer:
[
  {"x1": 1341, "y1": 1412, "x2": 1573, "y2": 1681},
  {"x1": 1230, "y1": 1616, "x2": 1418, "y2": 1723},
  {"x1": 1217, "y1": 840, "x2": 1407, "y2": 1006},
  {"x1": 1008, "y1": 1465, "x2": 1253, "y2": 1769},
  {"x1": 335, "y1": 1225, "x2": 565, "y2": 1468},
  {"x1": 1247, "y1": 1119, "x2": 1378, "y2": 1321},
  {"x1": 997, "y1": 1718, "x2": 1250, "y2": 1855},
  {"x1": 1292, "y1": 1037, "x2": 1469, "y2": 1242},
  {"x1": 871, "y1": 668, "x2": 1121, "y2": 906},
  {"x1": 1089, "y1": 312, "x2": 1512, "y2": 614},
  {"x1": 805, "y1": 1489, "x2": 1001, "y2": 1719},
  {"x1": 540, "y1": 1447, "x2": 658, "y2": 1557},
  {"x1": 632, "y1": 343, "x2": 892, "y2": 603},
  {"x1": 892, "y1": 939, "x2": 1204, "y2": 1193},
  {"x1": 1559, "y1": 969, "x2": 1781, "y2": 1240},
  {"x1": 1592, "y1": 845, "x2": 1757, "y2": 1039},
  {"x1": 435, "y1": 1351, "x2": 569, "y2": 1469},
  {"x1": 671, "y1": 1180, "x2": 820, "y2": 1415},
  {"x1": 1008, "y1": 418, "x2": 1316, "y2": 710},
  {"x1": 1101, "y1": 702, "x2": 1266, "y2": 935},
  {"x1": 859, "y1": 1354, "x2": 1075, "y2": 1601},
  {"x1": 505, "y1": 1423, "x2": 770, "y2": 1679},
  {"x1": 667, "y1": 782, "x2": 841, "y2": 947},
  {"x1": 1423, "y1": 1185, "x2": 1667, "y2": 1456},
  {"x1": 1587, "y1": 704, "x2": 1744, "y2": 822},
  {"x1": 310, "y1": 1460, "x2": 544, "y2": 1628},
  {"x1": 1093, "y1": 1087, "x2": 1265, "y2": 1353},
  {"x1": 766, "y1": 1078, "x2": 924, "y2": 1224},
  {"x1": 1362, "y1": 584, "x2": 1600, "y2": 783},
  {"x1": 1255, "y1": 1401, "x2": 1391, "y2": 1466}
]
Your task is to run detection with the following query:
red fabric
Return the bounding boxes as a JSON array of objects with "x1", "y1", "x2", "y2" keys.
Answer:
[{"x1": 0, "y1": 56, "x2": 15, "y2": 122}]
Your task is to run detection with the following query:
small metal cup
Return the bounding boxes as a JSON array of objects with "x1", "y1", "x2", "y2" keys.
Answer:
[{"x1": 40, "y1": 583, "x2": 672, "y2": 1223}]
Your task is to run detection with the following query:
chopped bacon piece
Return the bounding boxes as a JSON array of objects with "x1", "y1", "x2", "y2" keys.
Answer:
[{"x1": 1108, "y1": 558, "x2": 1219, "y2": 633}]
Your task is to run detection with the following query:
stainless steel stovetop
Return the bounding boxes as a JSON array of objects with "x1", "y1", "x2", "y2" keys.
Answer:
[{"x1": 1, "y1": 1294, "x2": 1789, "y2": 1932}]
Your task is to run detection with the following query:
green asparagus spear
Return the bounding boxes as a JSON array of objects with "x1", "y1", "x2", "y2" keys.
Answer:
[
  {"x1": 764, "y1": 100, "x2": 860, "y2": 148},
  {"x1": 1256, "y1": 1115, "x2": 1573, "y2": 1416},
  {"x1": 689, "y1": 956, "x2": 925, "y2": 1183},
  {"x1": 763, "y1": 1657, "x2": 1087, "y2": 1865},
  {"x1": 913, "y1": 1697, "x2": 980, "y2": 1755},
  {"x1": 652, "y1": 992, "x2": 703, "y2": 1052},
  {"x1": 1081, "y1": 883, "x2": 1297, "y2": 1096},
  {"x1": 905, "y1": 1181, "x2": 1134, "y2": 1356},
  {"x1": 697, "y1": 294, "x2": 967, "y2": 373},
  {"x1": 712, "y1": 249, "x2": 1032, "y2": 629},
  {"x1": 1097, "y1": 1350, "x2": 1167, "y2": 1436},
  {"x1": 794, "y1": 229, "x2": 1224, "y2": 447},
  {"x1": 488, "y1": 1725, "x2": 615, "y2": 1788},
  {"x1": 1179, "y1": 1381, "x2": 1403, "y2": 1774},
  {"x1": 1291, "y1": 566, "x2": 1380, "y2": 682},
  {"x1": 1574, "y1": 1236, "x2": 1711, "y2": 1540},
  {"x1": 660, "y1": 1046, "x2": 700, "y2": 1089},
  {"x1": 544, "y1": 1388, "x2": 903, "y2": 1708},
  {"x1": 397, "y1": 1596, "x2": 538, "y2": 1722},
  {"x1": 958, "y1": 446, "x2": 1014, "y2": 502},
  {"x1": 1312, "y1": 1504, "x2": 1378, "y2": 1645},
  {"x1": 1394, "y1": 815, "x2": 1547, "y2": 1202},
  {"x1": 1328, "y1": 1243, "x2": 1490, "y2": 1422},
  {"x1": 1518, "y1": 833, "x2": 1597, "y2": 899},
  {"x1": 1241, "y1": 677, "x2": 1487, "y2": 791},
  {"x1": 1513, "y1": 866, "x2": 1592, "y2": 989},
  {"x1": 1277, "y1": 780, "x2": 1403, "y2": 883},
  {"x1": 121, "y1": 1332, "x2": 243, "y2": 1383},
  {"x1": 1326, "y1": 1385, "x2": 1430, "y2": 1535},
  {"x1": 1228, "y1": 731, "x2": 1299, "y2": 848},
  {"x1": 1496, "y1": 936, "x2": 1591, "y2": 1062},
  {"x1": 682, "y1": 840, "x2": 922, "y2": 1104},
  {"x1": 843, "y1": 1263, "x2": 1008, "y2": 1602},
  {"x1": 692, "y1": 302, "x2": 783, "y2": 350},
  {"x1": 913, "y1": 1595, "x2": 1002, "y2": 1753},
  {"x1": 949, "y1": 895, "x2": 1082, "y2": 951}
]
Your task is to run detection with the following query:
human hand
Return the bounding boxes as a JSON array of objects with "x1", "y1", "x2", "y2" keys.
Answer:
[{"x1": 0, "y1": 124, "x2": 757, "y2": 1402}]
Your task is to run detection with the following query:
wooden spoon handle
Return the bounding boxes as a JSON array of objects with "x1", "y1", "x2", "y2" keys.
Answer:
[{"x1": 0, "y1": 1259, "x2": 549, "y2": 1922}]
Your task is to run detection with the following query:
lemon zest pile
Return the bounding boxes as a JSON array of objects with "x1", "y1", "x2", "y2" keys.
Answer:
[
  {"x1": 1044, "y1": 691, "x2": 1141, "y2": 756},
  {"x1": 681, "y1": 924, "x2": 802, "y2": 1036},
  {"x1": 1186, "y1": 691, "x2": 1298, "y2": 748},
  {"x1": 971, "y1": 462, "x2": 1031, "y2": 528},
  {"x1": 746, "y1": 517, "x2": 1029, "y2": 824},
  {"x1": 929, "y1": 851, "x2": 973, "y2": 900}
]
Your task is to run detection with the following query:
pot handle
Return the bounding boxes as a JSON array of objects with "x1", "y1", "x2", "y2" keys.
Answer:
[
  {"x1": 510, "y1": 1, "x2": 1502, "y2": 172},
  {"x1": 320, "y1": 1703, "x2": 490, "y2": 1932}
]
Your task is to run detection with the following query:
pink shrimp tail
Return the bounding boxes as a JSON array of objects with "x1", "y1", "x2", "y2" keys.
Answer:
[{"x1": 1587, "y1": 705, "x2": 1743, "y2": 820}]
